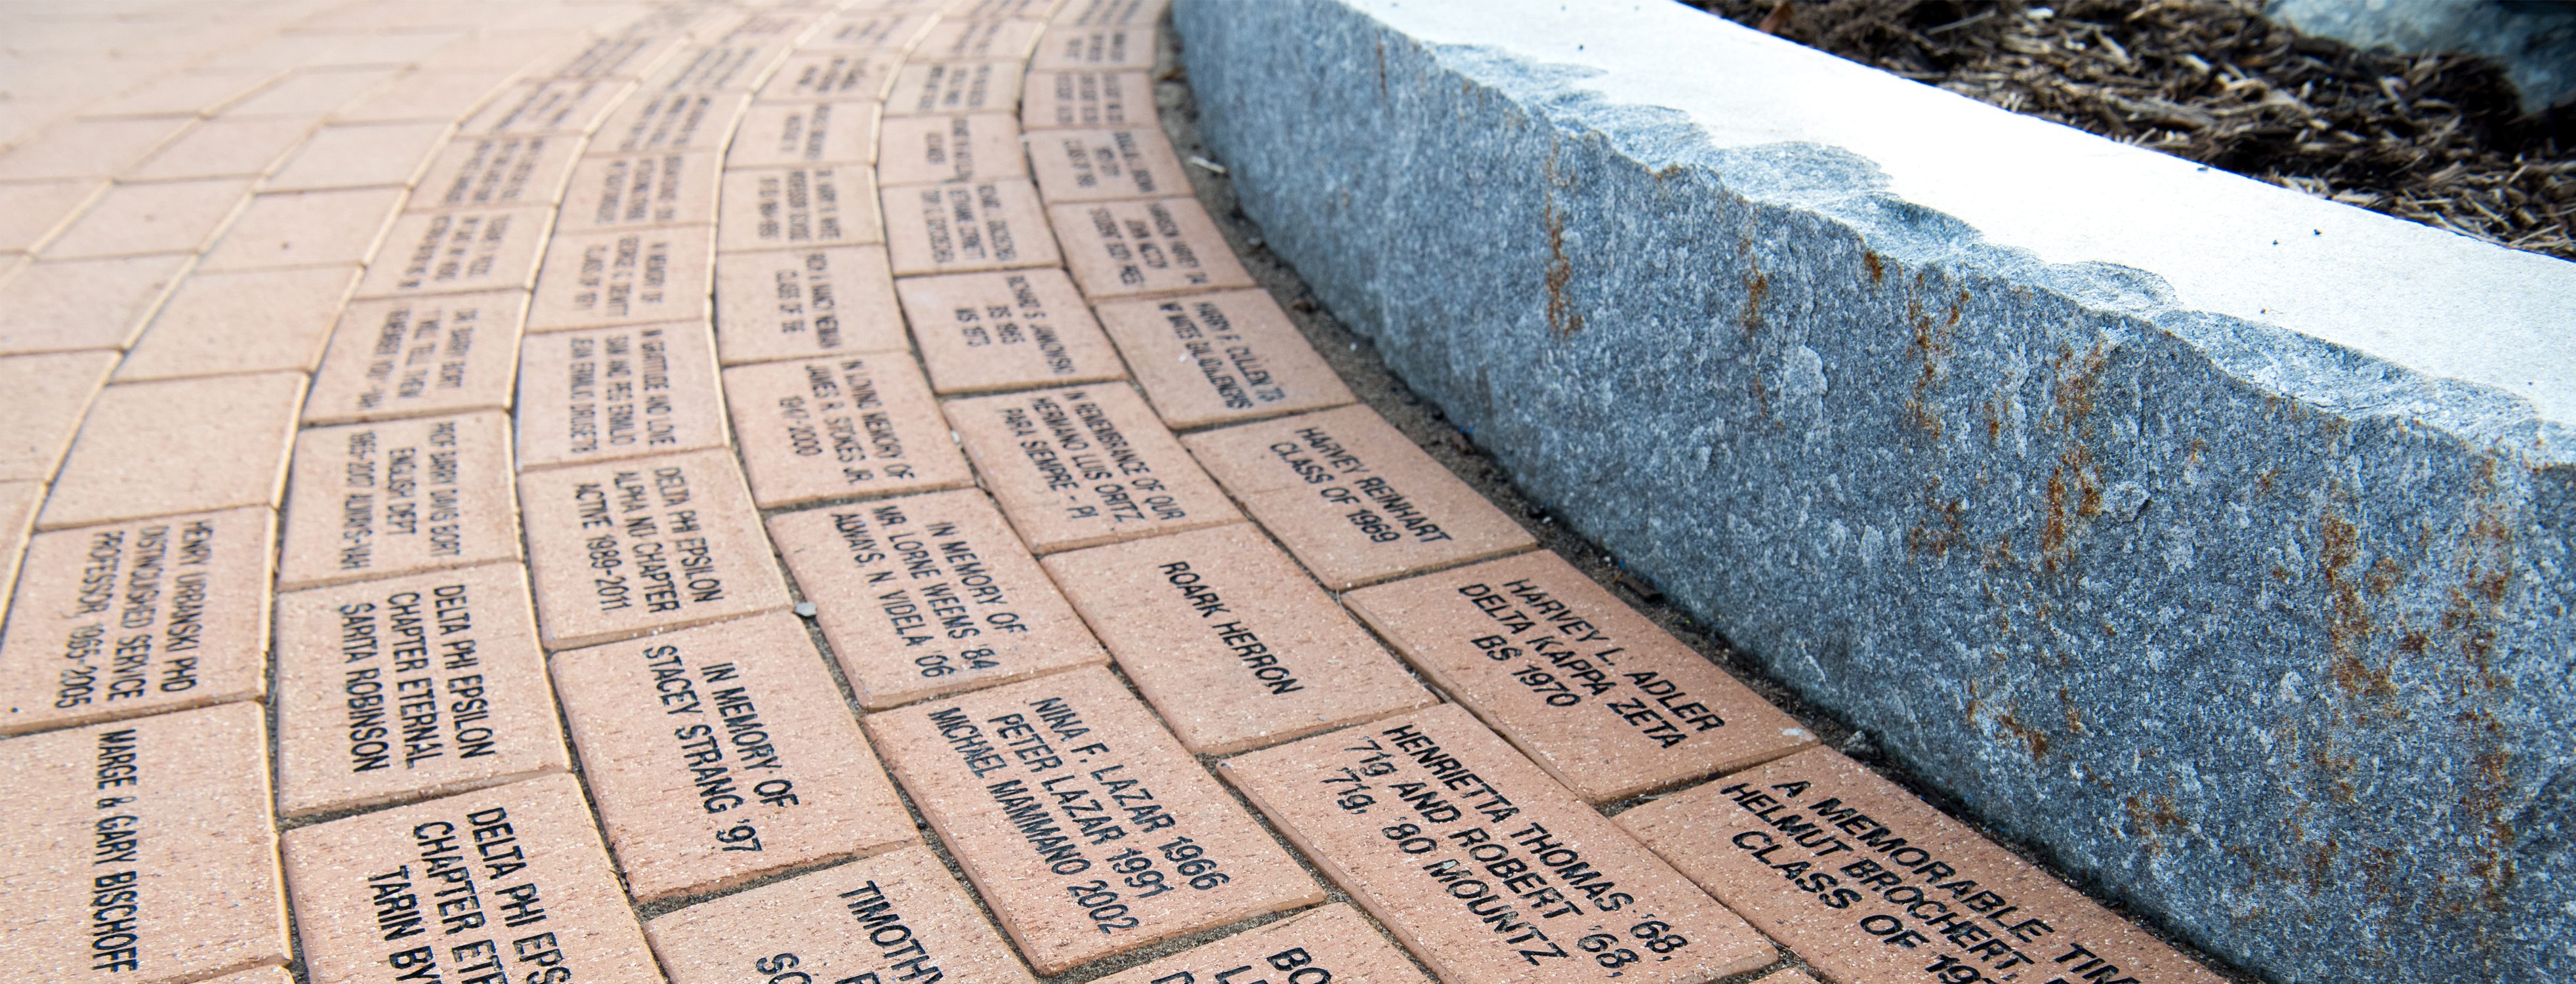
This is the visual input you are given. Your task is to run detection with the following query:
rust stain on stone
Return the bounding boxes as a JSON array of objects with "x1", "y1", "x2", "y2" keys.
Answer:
[
  {"x1": 1741, "y1": 270, "x2": 1768, "y2": 336},
  {"x1": 1862, "y1": 249, "x2": 1884, "y2": 283}
]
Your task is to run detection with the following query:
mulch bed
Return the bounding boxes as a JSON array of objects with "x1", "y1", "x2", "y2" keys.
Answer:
[{"x1": 1685, "y1": 0, "x2": 2576, "y2": 260}]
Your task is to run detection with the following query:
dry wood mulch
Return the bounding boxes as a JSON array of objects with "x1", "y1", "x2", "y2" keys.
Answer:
[{"x1": 1688, "y1": 0, "x2": 2576, "y2": 260}]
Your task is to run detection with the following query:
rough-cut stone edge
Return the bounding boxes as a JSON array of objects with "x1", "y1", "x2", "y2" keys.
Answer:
[{"x1": 1173, "y1": 3, "x2": 2576, "y2": 983}]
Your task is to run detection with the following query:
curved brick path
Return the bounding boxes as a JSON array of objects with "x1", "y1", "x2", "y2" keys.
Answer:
[{"x1": 0, "y1": 3, "x2": 2232, "y2": 983}]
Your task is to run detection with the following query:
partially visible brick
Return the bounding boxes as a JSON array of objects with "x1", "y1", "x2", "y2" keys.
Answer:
[
  {"x1": 1085, "y1": 904, "x2": 1430, "y2": 984},
  {"x1": 766, "y1": 488, "x2": 1110, "y2": 709},
  {"x1": 1617, "y1": 748, "x2": 2226, "y2": 984},
  {"x1": 1341, "y1": 550, "x2": 1818, "y2": 803},
  {"x1": 552, "y1": 612, "x2": 917, "y2": 902},
  {"x1": 0, "y1": 703, "x2": 289, "y2": 984},
  {"x1": 943, "y1": 383, "x2": 1243, "y2": 553},
  {"x1": 1217, "y1": 703, "x2": 1778, "y2": 984},
  {"x1": 281, "y1": 774, "x2": 659, "y2": 984},
  {"x1": 272, "y1": 564, "x2": 567, "y2": 817},
  {"x1": 644, "y1": 846, "x2": 1034, "y2": 984},
  {"x1": 1180, "y1": 405, "x2": 1534, "y2": 589},
  {"x1": 862, "y1": 666, "x2": 1325, "y2": 974}
]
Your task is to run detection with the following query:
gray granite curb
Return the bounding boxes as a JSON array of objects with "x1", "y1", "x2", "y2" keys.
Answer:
[{"x1": 1173, "y1": 1, "x2": 2576, "y2": 981}]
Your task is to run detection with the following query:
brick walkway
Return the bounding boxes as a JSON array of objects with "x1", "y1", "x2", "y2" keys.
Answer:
[{"x1": 0, "y1": 3, "x2": 2226, "y2": 983}]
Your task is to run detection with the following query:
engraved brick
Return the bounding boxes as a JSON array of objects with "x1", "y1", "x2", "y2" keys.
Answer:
[
  {"x1": 199, "y1": 188, "x2": 405, "y2": 274},
  {"x1": 195, "y1": 966, "x2": 295, "y2": 984},
  {"x1": 552, "y1": 612, "x2": 917, "y2": 902},
  {"x1": 516, "y1": 447, "x2": 791, "y2": 649},
  {"x1": 1050, "y1": 197, "x2": 1253, "y2": 300},
  {"x1": 1751, "y1": 970, "x2": 1823, "y2": 984},
  {"x1": 862, "y1": 666, "x2": 1325, "y2": 974},
  {"x1": 118, "y1": 266, "x2": 362, "y2": 382},
  {"x1": 767, "y1": 488, "x2": 1106, "y2": 708},
  {"x1": 552, "y1": 33, "x2": 689, "y2": 81},
  {"x1": 44, "y1": 180, "x2": 255, "y2": 260},
  {"x1": 0, "y1": 350, "x2": 117, "y2": 482},
  {"x1": 1027, "y1": 127, "x2": 1185, "y2": 203},
  {"x1": 724, "y1": 355, "x2": 974, "y2": 508},
  {"x1": 1022, "y1": 70, "x2": 1152, "y2": 130},
  {"x1": 410, "y1": 135, "x2": 585, "y2": 214},
  {"x1": 1050, "y1": 0, "x2": 1170, "y2": 28},
  {"x1": 945, "y1": 384, "x2": 1242, "y2": 552},
  {"x1": 730, "y1": 99, "x2": 880, "y2": 169},
  {"x1": 0, "y1": 254, "x2": 188, "y2": 356},
  {"x1": 638, "y1": 45, "x2": 784, "y2": 97},
  {"x1": 514, "y1": 322, "x2": 728, "y2": 470},
  {"x1": 281, "y1": 773, "x2": 658, "y2": 984},
  {"x1": 1085, "y1": 903, "x2": 1431, "y2": 984},
  {"x1": 718, "y1": 165, "x2": 881, "y2": 253},
  {"x1": 0, "y1": 703, "x2": 288, "y2": 983},
  {"x1": 560, "y1": 151, "x2": 722, "y2": 233},
  {"x1": 884, "y1": 61, "x2": 1024, "y2": 117},
  {"x1": 591, "y1": 91, "x2": 750, "y2": 157},
  {"x1": 1182, "y1": 405, "x2": 1534, "y2": 589},
  {"x1": 279, "y1": 412, "x2": 520, "y2": 591},
  {"x1": 882, "y1": 178, "x2": 1059, "y2": 276},
  {"x1": 1030, "y1": 25, "x2": 1157, "y2": 72},
  {"x1": 528, "y1": 226, "x2": 718, "y2": 333},
  {"x1": 0, "y1": 506, "x2": 273, "y2": 735},
  {"x1": 40, "y1": 373, "x2": 304, "y2": 531},
  {"x1": 124, "y1": 117, "x2": 317, "y2": 182},
  {"x1": 354, "y1": 207, "x2": 556, "y2": 300},
  {"x1": 714, "y1": 245, "x2": 909, "y2": 365},
  {"x1": 758, "y1": 51, "x2": 899, "y2": 104},
  {"x1": 305, "y1": 291, "x2": 529, "y2": 426},
  {"x1": 644, "y1": 846, "x2": 1033, "y2": 984},
  {"x1": 1043, "y1": 523, "x2": 1436, "y2": 754},
  {"x1": 1617, "y1": 747, "x2": 2226, "y2": 984},
  {"x1": 458, "y1": 77, "x2": 636, "y2": 136},
  {"x1": 896, "y1": 269, "x2": 1122, "y2": 393},
  {"x1": 264, "y1": 122, "x2": 451, "y2": 192},
  {"x1": 1096, "y1": 289, "x2": 1355, "y2": 429},
  {"x1": 1218, "y1": 703, "x2": 1778, "y2": 984},
  {"x1": 804, "y1": 11, "x2": 938, "y2": 52},
  {"x1": 273, "y1": 564, "x2": 566, "y2": 817},
  {"x1": 878, "y1": 113, "x2": 1028, "y2": 188},
  {"x1": 1342, "y1": 551, "x2": 1818, "y2": 803},
  {"x1": 912, "y1": 18, "x2": 1045, "y2": 63}
]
